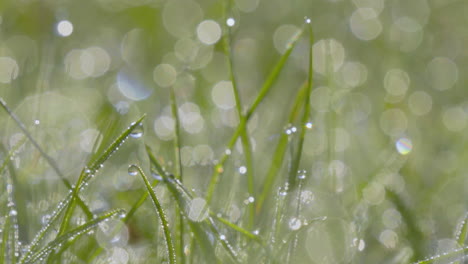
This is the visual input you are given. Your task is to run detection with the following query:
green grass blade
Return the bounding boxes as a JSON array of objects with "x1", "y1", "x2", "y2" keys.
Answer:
[
  {"x1": 147, "y1": 147, "x2": 220, "y2": 263},
  {"x1": 57, "y1": 114, "x2": 146, "y2": 236},
  {"x1": 386, "y1": 188, "x2": 425, "y2": 262},
  {"x1": 129, "y1": 165, "x2": 176, "y2": 264},
  {"x1": 24, "y1": 208, "x2": 125, "y2": 264},
  {"x1": 222, "y1": 0, "x2": 256, "y2": 229},
  {"x1": 456, "y1": 212, "x2": 468, "y2": 246},
  {"x1": 0, "y1": 97, "x2": 93, "y2": 219},
  {"x1": 413, "y1": 246, "x2": 468, "y2": 264},
  {"x1": 287, "y1": 22, "x2": 314, "y2": 190},
  {"x1": 169, "y1": 87, "x2": 185, "y2": 264},
  {"x1": 18, "y1": 192, "x2": 73, "y2": 264},
  {"x1": 1, "y1": 215, "x2": 10, "y2": 264},
  {"x1": 206, "y1": 24, "x2": 305, "y2": 205},
  {"x1": 256, "y1": 82, "x2": 308, "y2": 214}
]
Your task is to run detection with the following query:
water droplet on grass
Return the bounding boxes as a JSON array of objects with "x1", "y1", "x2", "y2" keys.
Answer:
[
  {"x1": 151, "y1": 172, "x2": 163, "y2": 181},
  {"x1": 128, "y1": 165, "x2": 138, "y2": 176},
  {"x1": 226, "y1": 18, "x2": 236, "y2": 27},
  {"x1": 396, "y1": 137, "x2": 412, "y2": 155},
  {"x1": 130, "y1": 123, "x2": 144, "y2": 138},
  {"x1": 238, "y1": 166, "x2": 247, "y2": 174},
  {"x1": 289, "y1": 217, "x2": 302, "y2": 230}
]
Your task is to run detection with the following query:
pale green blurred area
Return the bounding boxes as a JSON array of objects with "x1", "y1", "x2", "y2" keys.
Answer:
[{"x1": 0, "y1": 0, "x2": 467, "y2": 263}]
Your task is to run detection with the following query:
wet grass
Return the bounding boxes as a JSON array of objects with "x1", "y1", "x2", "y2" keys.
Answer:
[{"x1": 0, "y1": 6, "x2": 467, "y2": 264}]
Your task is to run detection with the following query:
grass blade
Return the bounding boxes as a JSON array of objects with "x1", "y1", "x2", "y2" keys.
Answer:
[
  {"x1": 128, "y1": 165, "x2": 176, "y2": 264},
  {"x1": 413, "y1": 246, "x2": 468, "y2": 264},
  {"x1": 205, "y1": 24, "x2": 305, "y2": 205},
  {"x1": 0, "y1": 97, "x2": 93, "y2": 219},
  {"x1": 221, "y1": 0, "x2": 256, "y2": 229},
  {"x1": 256, "y1": 82, "x2": 308, "y2": 214},
  {"x1": 169, "y1": 87, "x2": 186, "y2": 264},
  {"x1": 57, "y1": 114, "x2": 146, "y2": 237},
  {"x1": 456, "y1": 212, "x2": 468, "y2": 246},
  {"x1": 24, "y1": 209, "x2": 125, "y2": 264},
  {"x1": 287, "y1": 21, "x2": 314, "y2": 190}
]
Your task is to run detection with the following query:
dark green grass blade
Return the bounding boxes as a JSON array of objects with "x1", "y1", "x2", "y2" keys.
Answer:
[
  {"x1": 386, "y1": 188, "x2": 425, "y2": 262},
  {"x1": 205, "y1": 25, "x2": 305, "y2": 205},
  {"x1": 221, "y1": 0, "x2": 256, "y2": 229},
  {"x1": 256, "y1": 82, "x2": 308, "y2": 214},
  {"x1": 86, "y1": 179, "x2": 161, "y2": 262},
  {"x1": 0, "y1": 97, "x2": 93, "y2": 219},
  {"x1": 147, "y1": 146, "x2": 250, "y2": 263},
  {"x1": 57, "y1": 115, "x2": 146, "y2": 236},
  {"x1": 24, "y1": 209, "x2": 125, "y2": 264},
  {"x1": 456, "y1": 212, "x2": 468, "y2": 246},
  {"x1": 413, "y1": 246, "x2": 468, "y2": 264},
  {"x1": 169, "y1": 87, "x2": 185, "y2": 264},
  {"x1": 129, "y1": 165, "x2": 176, "y2": 264},
  {"x1": 287, "y1": 22, "x2": 314, "y2": 190}
]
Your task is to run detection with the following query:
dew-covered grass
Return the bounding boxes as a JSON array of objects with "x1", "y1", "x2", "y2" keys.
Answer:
[{"x1": 0, "y1": 0, "x2": 468, "y2": 263}]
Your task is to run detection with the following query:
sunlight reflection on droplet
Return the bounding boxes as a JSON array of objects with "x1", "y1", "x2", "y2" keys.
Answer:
[
  {"x1": 384, "y1": 69, "x2": 410, "y2": 97},
  {"x1": 427, "y1": 57, "x2": 458, "y2": 91},
  {"x1": 211, "y1": 81, "x2": 235, "y2": 110},
  {"x1": 153, "y1": 64, "x2": 177, "y2": 88},
  {"x1": 408, "y1": 91, "x2": 432, "y2": 116},
  {"x1": 188, "y1": 197, "x2": 208, "y2": 222},
  {"x1": 396, "y1": 138, "x2": 412, "y2": 155},
  {"x1": 0, "y1": 57, "x2": 19, "y2": 83},
  {"x1": 197, "y1": 20, "x2": 222, "y2": 45},
  {"x1": 313, "y1": 39, "x2": 345, "y2": 75},
  {"x1": 289, "y1": 217, "x2": 302, "y2": 230},
  {"x1": 442, "y1": 107, "x2": 467, "y2": 132},
  {"x1": 56, "y1": 20, "x2": 73, "y2": 37},
  {"x1": 226, "y1": 18, "x2": 236, "y2": 27},
  {"x1": 239, "y1": 166, "x2": 247, "y2": 175},
  {"x1": 350, "y1": 8, "x2": 382, "y2": 41}
]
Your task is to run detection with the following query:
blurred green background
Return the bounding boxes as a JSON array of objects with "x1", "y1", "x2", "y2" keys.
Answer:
[{"x1": 0, "y1": 0, "x2": 467, "y2": 263}]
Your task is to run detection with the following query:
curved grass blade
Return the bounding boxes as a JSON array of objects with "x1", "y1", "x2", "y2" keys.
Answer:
[
  {"x1": 128, "y1": 165, "x2": 176, "y2": 264},
  {"x1": 24, "y1": 208, "x2": 125, "y2": 264},
  {"x1": 287, "y1": 21, "x2": 314, "y2": 190},
  {"x1": 148, "y1": 145, "x2": 264, "y2": 245},
  {"x1": 0, "y1": 98, "x2": 93, "y2": 219},
  {"x1": 169, "y1": 87, "x2": 186, "y2": 264},
  {"x1": 256, "y1": 82, "x2": 308, "y2": 214},
  {"x1": 18, "y1": 192, "x2": 73, "y2": 264},
  {"x1": 456, "y1": 212, "x2": 468, "y2": 246},
  {"x1": 57, "y1": 114, "x2": 146, "y2": 236},
  {"x1": 86, "y1": 179, "x2": 161, "y2": 262},
  {"x1": 413, "y1": 246, "x2": 468, "y2": 264},
  {"x1": 221, "y1": 0, "x2": 256, "y2": 229},
  {"x1": 206, "y1": 24, "x2": 305, "y2": 205},
  {"x1": 386, "y1": 188, "x2": 425, "y2": 262}
]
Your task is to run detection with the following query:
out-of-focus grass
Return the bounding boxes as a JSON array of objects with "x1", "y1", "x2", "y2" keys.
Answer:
[{"x1": 0, "y1": 0, "x2": 468, "y2": 263}]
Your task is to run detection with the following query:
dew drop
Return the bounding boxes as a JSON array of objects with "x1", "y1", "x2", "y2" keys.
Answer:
[
  {"x1": 253, "y1": 229, "x2": 259, "y2": 235},
  {"x1": 130, "y1": 123, "x2": 144, "y2": 138},
  {"x1": 305, "y1": 17, "x2": 311, "y2": 24},
  {"x1": 128, "y1": 165, "x2": 138, "y2": 176},
  {"x1": 226, "y1": 18, "x2": 236, "y2": 27},
  {"x1": 288, "y1": 217, "x2": 302, "y2": 230},
  {"x1": 219, "y1": 234, "x2": 226, "y2": 240},
  {"x1": 34, "y1": 119, "x2": 40, "y2": 125},
  {"x1": 9, "y1": 209, "x2": 17, "y2": 216},
  {"x1": 395, "y1": 137, "x2": 412, "y2": 155},
  {"x1": 41, "y1": 214, "x2": 51, "y2": 225},
  {"x1": 225, "y1": 148, "x2": 232, "y2": 155},
  {"x1": 238, "y1": 166, "x2": 247, "y2": 175},
  {"x1": 151, "y1": 172, "x2": 163, "y2": 181},
  {"x1": 305, "y1": 122, "x2": 313, "y2": 129}
]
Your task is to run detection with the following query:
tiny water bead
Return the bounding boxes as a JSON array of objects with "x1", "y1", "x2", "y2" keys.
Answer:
[
  {"x1": 129, "y1": 123, "x2": 144, "y2": 138},
  {"x1": 395, "y1": 137, "x2": 412, "y2": 155},
  {"x1": 226, "y1": 18, "x2": 236, "y2": 27},
  {"x1": 56, "y1": 20, "x2": 73, "y2": 37},
  {"x1": 298, "y1": 170, "x2": 307, "y2": 180},
  {"x1": 288, "y1": 217, "x2": 302, "y2": 230},
  {"x1": 305, "y1": 122, "x2": 313, "y2": 129},
  {"x1": 305, "y1": 17, "x2": 312, "y2": 24},
  {"x1": 238, "y1": 166, "x2": 247, "y2": 175},
  {"x1": 128, "y1": 165, "x2": 138, "y2": 176}
]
